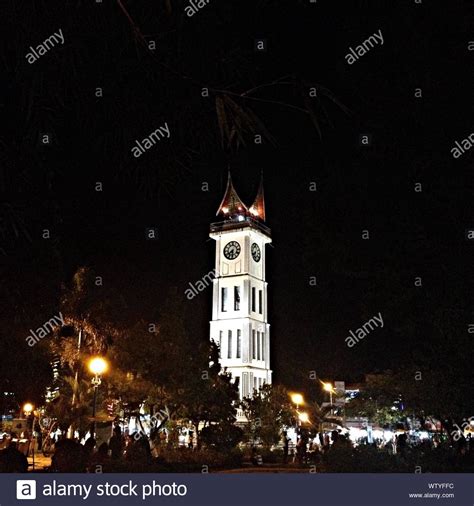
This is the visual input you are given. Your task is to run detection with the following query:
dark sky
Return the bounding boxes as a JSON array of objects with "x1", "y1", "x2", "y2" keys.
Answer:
[{"x1": 2, "y1": 0, "x2": 473, "y2": 398}]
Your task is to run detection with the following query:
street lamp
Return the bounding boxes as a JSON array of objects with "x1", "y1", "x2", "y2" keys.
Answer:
[
  {"x1": 23, "y1": 403, "x2": 33, "y2": 416},
  {"x1": 88, "y1": 357, "x2": 108, "y2": 438},
  {"x1": 22, "y1": 403, "x2": 35, "y2": 469},
  {"x1": 298, "y1": 412, "x2": 310, "y2": 424},
  {"x1": 323, "y1": 382, "x2": 333, "y2": 405},
  {"x1": 291, "y1": 393, "x2": 304, "y2": 411},
  {"x1": 291, "y1": 393, "x2": 304, "y2": 440}
]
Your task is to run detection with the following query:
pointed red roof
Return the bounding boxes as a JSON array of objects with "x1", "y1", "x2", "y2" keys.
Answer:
[
  {"x1": 216, "y1": 172, "x2": 248, "y2": 217},
  {"x1": 248, "y1": 174, "x2": 265, "y2": 221}
]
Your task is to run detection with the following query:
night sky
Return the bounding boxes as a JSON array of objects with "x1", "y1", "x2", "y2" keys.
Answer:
[{"x1": 2, "y1": 1, "x2": 473, "y2": 400}]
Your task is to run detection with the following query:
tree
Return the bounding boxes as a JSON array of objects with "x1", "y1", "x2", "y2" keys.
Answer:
[
  {"x1": 305, "y1": 400, "x2": 345, "y2": 433},
  {"x1": 241, "y1": 384, "x2": 293, "y2": 448},
  {"x1": 344, "y1": 372, "x2": 406, "y2": 428},
  {"x1": 107, "y1": 289, "x2": 239, "y2": 448},
  {"x1": 107, "y1": 321, "x2": 172, "y2": 436},
  {"x1": 180, "y1": 342, "x2": 240, "y2": 449},
  {"x1": 346, "y1": 366, "x2": 474, "y2": 444},
  {"x1": 45, "y1": 377, "x2": 94, "y2": 436},
  {"x1": 46, "y1": 266, "x2": 125, "y2": 432},
  {"x1": 108, "y1": 289, "x2": 198, "y2": 435}
]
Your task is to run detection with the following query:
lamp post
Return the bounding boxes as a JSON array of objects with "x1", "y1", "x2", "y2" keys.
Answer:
[
  {"x1": 291, "y1": 393, "x2": 304, "y2": 413},
  {"x1": 323, "y1": 382, "x2": 333, "y2": 406},
  {"x1": 23, "y1": 403, "x2": 35, "y2": 470},
  {"x1": 289, "y1": 393, "x2": 304, "y2": 462},
  {"x1": 298, "y1": 412, "x2": 310, "y2": 424},
  {"x1": 321, "y1": 382, "x2": 335, "y2": 436},
  {"x1": 291, "y1": 393, "x2": 304, "y2": 437},
  {"x1": 88, "y1": 357, "x2": 108, "y2": 438},
  {"x1": 23, "y1": 403, "x2": 33, "y2": 417}
]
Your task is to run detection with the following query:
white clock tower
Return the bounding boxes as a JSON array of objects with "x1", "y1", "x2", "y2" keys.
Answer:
[{"x1": 209, "y1": 172, "x2": 272, "y2": 400}]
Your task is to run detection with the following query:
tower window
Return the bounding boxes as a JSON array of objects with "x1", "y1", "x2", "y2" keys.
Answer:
[
  {"x1": 227, "y1": 330, "x2": 232, "y2": 359},
  {"x1": 234, "y1": 286, "x2": 240, "y2": 311},
  {"x1": 258, "y1": 290, "x2": 263, "y2": 314},
  {"x1": 261, "y1": 332, "x2": 265, "y2": 361},
  {"x1": 235, "y1": 375, "x2": 241, "y2": 398},
  {"x1": 218, "y1": 330, "x2": 223, "y2": 358},
  {"x1": 252, "y1": 329, "x2": 256, "y2": 359},
  {"x1": 257, "y1": 331, "x2": 260, "y2": 360},
  {"x1": 252, "y1": 287, "x2": 256, "y2": 312},
  {"x1": 236, "y1": 329, "x2": 241, "y2": 358},
  {"x1": 221, "y1": 287, "x2": 228, "y2": 312}
]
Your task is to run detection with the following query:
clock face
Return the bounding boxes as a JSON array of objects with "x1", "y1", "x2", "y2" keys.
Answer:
[
  {"x1": 223, "y1": 241, "x2": 241, "y2": 260},
  {"x1": 251, "y1": 243, "x2": 261, "y2": 262}
]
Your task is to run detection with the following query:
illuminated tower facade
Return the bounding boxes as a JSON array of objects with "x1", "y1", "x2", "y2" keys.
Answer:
[{"x1": 209, "y1": 173, "x2": 272, "y2": 400}]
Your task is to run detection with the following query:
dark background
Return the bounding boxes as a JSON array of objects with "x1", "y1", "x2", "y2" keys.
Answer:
[{"x1": 1, "y1": 0, "x2": 473, "y2": 401}]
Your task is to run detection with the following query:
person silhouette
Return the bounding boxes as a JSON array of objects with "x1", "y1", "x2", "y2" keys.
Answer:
[{"x1": 0, "y1": 440, "x2": 28, "y2": 472}]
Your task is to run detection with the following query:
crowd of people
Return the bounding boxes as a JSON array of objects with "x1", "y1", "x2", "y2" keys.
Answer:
[
  {"x1": 0, "y1": 425, "x2": 159, "y2": 473},
  {"x1": 281, "y1": 430, "x2": 353, "y2": 465},
  {"x1": 277, "y1": 428, "x2": 474, "y2": 468},
  {"x1": 49, "y1": 426, "x2": 157, "y2": 472},
  {"x1": 1, "y1": 424, "x2": 472, "y2": 472}
]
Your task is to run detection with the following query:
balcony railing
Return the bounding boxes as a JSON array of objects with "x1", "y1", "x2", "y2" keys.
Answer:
[{"x1": 210, "y1": 216, "x2": 271, "y2": 236}]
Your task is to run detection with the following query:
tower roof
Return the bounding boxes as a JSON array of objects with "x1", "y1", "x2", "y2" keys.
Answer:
[
  {"x1": 216, "y1": 171, "x2": 248, "y2": 217},
  {"x1": 248, "y1": 173, "x2": 266, "y2": 221}
]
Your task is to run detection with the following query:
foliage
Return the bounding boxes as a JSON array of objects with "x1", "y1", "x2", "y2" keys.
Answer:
[
  {"x1": 345, "y1": 372, "x2": 406, "y2": 428},
  {"x1": 322, "y1": 444, "x2": 474, "y2": 473},
  {"x1": 305, "y1": 400, "x2": 344, "y2": 430},
  {"x1": 255, "y1": 447, "x2": 285, "y2": 464},
  {"x1": 155, "y1": 447, "x2": 244, "y2": 472},
  {"x1": 44, "y1": 377, "x2": 94, "y2": 433},
  {"x1": 200, "y1": 423, "x2": 243, "y2": 450},
  {"x1": 345, "y1": 368, "x2": 474, "y2": 439},
  {"x1": 48, "y1": 278, "x2": 240, "y2": 447},
  {"x1": 323, "y1": 445, "x2": 407, "y2": 473},
  {"x1": 51, "y1": 266, "x2": 124, "y2": 366},
  {"x1": 241, "y1": 384, "x2": 293, "y2": 448},
  {"x1": 179, "y1": 342, "x2": 240, "y2": 446}
]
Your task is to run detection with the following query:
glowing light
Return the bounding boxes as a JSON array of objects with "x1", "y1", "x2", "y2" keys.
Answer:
[
  {"x1": 88, "y1": 357, "x2": 108, "y2": 376},
  {"x1": 23, "y1": 403, "x2": 34, "y2": 415},
  {"x1": 222, "y1": 207, "x2": 229, "y2": 214},
  {"x1": 298, "y1": 412, "x2": 309, "y2": 423},
  {"x1": 237, "y1": 215, "x2": 245, "y2": 222},
  {"x1": 291, "y1": 393, "x2": 304, "y2": 406},
  {"x1": 323, "y1": 382, "x2": 333, "y2": 392}
]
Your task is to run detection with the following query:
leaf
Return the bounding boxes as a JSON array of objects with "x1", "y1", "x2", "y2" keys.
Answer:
[
  {"x1": 316, "y1": 84, "x2": 352, "y2": 116},
  {"x1": 215, "y1": 96, "x2": 230, "y2": 148},
  {"x1": 303, "y1": 91, "x2": 322, "y2": 139}
]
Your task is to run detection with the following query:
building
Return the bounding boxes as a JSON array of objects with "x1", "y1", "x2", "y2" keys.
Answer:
[{"x1": 209, "y1": 172, "x2": 272, "y2": 400}]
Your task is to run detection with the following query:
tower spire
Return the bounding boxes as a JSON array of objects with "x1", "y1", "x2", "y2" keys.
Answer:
[
  {"x1": 248, "y1": 172, "x2": 266, "y2": 221},
  {"x1": 216, "y1": 170, "x2": 248, "y2": 217}
]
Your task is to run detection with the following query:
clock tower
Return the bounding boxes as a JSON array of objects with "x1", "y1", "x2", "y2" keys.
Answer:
[{"x1": 209, "y1": 172, "x2": 272, "y2": 401}]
